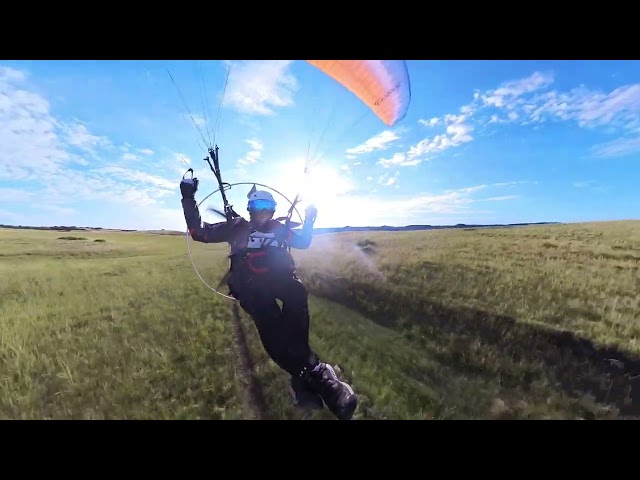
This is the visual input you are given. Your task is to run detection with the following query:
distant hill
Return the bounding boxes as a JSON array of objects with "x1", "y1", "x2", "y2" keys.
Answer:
[
  {"x1": 0, "y1": 221, "x2": 561, "y2": 235},
  {"x1": 0, "y1": 224, "x2": 138, "y2": 233},
  {"x1": 310, "y1": 222, "x2": 561, "y2": 234}
]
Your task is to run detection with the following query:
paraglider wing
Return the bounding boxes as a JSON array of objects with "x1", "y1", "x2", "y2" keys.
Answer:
[{"x1": 306, "y1": 60, "x2": 411, "y2": 126}]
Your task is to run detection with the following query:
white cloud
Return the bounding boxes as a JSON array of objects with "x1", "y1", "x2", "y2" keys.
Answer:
[
  {"x1": 419, "y1": 117, "x2": 440, "y2": 127},
  {"x1": 590, "y1": 136, "x2": 640, "y2": 157},
  {"x1": 404, "y1": 115, "x2": 474, "y2": 164},
  {"x1": 0, "y1": 207, "x2": 20, "y2": 222},
  {"x1": 0, "y1": 66, "x2": 26, "y2": 83},
  {"x1": 345, "y1": 130, "x2": 401, "y2": 156},
  {"x1": 0, "y1": 64, "x2": 182, "y2": 228},
  {"x1": 289, "y1": 179, "x2": 535, "y2": 228},
  {"x1": 573, "y1": 180, "x2": 594, "y2": 188},
  {"x1": 401, "y1": 69, "x2": 640, "y2": 164},
  {"x1": 98, "y1": 166, "x2": 175, "y2": 191},
  {"x1": 480, "y1": 71, "x2": 554, "y2": 108},
  {"x1": 0, "y1": 66, "x2": 73, "y2": 179},
  {"x1": 375, "y1": 113, "x2": 475, "y2": 169},
  {"x1": 462, "y1": 185, "x2": 490, "y2": 194},
  {"x1": 223, "y1": 60, "x2": 298, "y2": 116},
  {"x1": 339, "y1": 161, "x2": 362, "y2": 172},
  {"x1": 237, "y1": 138, "x2": 264, "y2": 167},
  {"x1": 572, "y1": 180, "x2": 608, "y2": 193},
  {"x1": 41, "y1": 204, "x2": 76, "y2": 216},
  {"x1": 371, "y1": 182, "x2": 530, "y2": 219},
  {"x1": 378, "y1": 152, "x2": 413, "y2": 168},
  {"x1": 492, "y1": 181, "x2": 538, "y2": 187},
  {"x1": 378, "y1": 170, "x2": 400, "y2": 186},
  {"x1": 347, "y1": 186, "x2": 483, "y2": 220},
  {"x1": 191, "y1": 114, "x2": 206, "y2": 127},
  {"x1": 482, "y1": 195, "x2": 520, "y2": 201},
  {"x1": 465, "y1": 70, "x2": 640, "y2": 157},
  {"x1": 64, "y1": 122, "x2": 110, "y2": 152},
  {"x1": 0, "y1": 188, "x2": 36, "y2": 203},
  {"x1": 445, "y1": 115, "x2": 474, "y2": 143},
  {"x1": 297, "y1": 186, "x2": 487, "y2": 227}
]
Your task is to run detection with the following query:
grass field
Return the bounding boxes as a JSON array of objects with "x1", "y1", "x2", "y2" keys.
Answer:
[{"x1": 1, "y1": 220, "x2": 639, "y2": 419}]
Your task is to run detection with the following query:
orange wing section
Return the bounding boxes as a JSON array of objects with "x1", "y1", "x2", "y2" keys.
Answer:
[{"x1": 306, "y1": 60, "x2": 411, "y2": 126}]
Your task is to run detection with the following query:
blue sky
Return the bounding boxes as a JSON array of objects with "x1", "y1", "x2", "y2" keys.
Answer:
[{"x1": 0, "y1": 60, "x2": 638, "y2": 230}]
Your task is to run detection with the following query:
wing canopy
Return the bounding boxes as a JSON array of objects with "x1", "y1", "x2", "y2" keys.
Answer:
[{"x1": 306, "y1": 60, "x2": 411, "y2": 126}]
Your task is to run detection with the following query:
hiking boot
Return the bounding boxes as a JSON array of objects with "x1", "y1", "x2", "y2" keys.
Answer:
[
  {"x1": 306, "y1": 363, "x2": 358, "y2": 420},
  {"x1": 289, "y1": 376, "x2": 324, "y2": 411}
]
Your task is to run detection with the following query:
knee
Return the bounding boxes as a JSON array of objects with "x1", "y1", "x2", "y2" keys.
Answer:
[{"x1": 283, "y1": 286, "x2": 310, "y2": 316}]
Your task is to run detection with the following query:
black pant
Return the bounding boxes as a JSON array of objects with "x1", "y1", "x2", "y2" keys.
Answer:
[{"x1": 232, "y1": 273, "x2": 319, "y2": 377}]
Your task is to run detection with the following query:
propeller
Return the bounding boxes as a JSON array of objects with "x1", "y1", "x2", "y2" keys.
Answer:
[{"x1": 207, "y1": 207, "x2": 228, "y2": 219}]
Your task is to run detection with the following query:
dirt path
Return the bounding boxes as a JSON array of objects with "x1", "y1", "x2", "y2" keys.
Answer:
[{"x1": 230, "y1": 302, "x2": 268, "y2": 419}]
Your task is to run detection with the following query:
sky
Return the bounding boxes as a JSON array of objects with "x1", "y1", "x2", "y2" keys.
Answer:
[{"x1": 0, "y1": 59, "x2": 639, "y2": 231}]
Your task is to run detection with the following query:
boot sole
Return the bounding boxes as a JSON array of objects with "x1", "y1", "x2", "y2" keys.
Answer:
[
  {"x1": 293, "y1": 397, "x2": 325, "y2": 411},
  {"x1": 289, "y1": 385, "x2": 325, "y2": 411},
  {"x1": 335, "y1": 393, "x2": 358, "y2": 420}
]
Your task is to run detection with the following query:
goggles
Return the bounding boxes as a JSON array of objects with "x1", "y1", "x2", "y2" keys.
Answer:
[{"x1": 248, "y1": 199, "x2": 276, "y2": 211}]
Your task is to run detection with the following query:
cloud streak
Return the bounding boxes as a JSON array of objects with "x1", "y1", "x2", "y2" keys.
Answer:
[
  {"x1": 346, "y1": 130, "x2": 401, "y2": 157},
  {"x1": 572, "y1": 179, "x2": 608, "y2": 193},
  {"x1": 237, "y1": 138, "x2": 264, "y2": 167},
  {"x1": 374, "y1": 69, "x2": 640, "y2": 170},
  {"x1": 0, "y1": 65, "x2": 177, "y2": 226},
  {"x1": 295, "y1": 178, "x2": 533, "y2": 228},
  {"x1": 378, "y1": 170, "x2": 400, "y2": 186},
  {"x1": 376, "y1": 113, "x2": 475, "y2": 168},
  {"x1": 474, "y1": 71, "x2": 640, "y2": 157},
  {"x1": 223, "y1": 60, "x2": 298, "y2": 116}
]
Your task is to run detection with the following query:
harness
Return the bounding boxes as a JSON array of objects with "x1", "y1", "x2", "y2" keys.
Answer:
[{"x1": 242, "y1": 226, "x2": 294, "y2": 275}]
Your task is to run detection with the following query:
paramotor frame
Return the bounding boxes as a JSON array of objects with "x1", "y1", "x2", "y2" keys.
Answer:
[{"x1": 185, "y1": 181, "x2": 304, "y2": 300}]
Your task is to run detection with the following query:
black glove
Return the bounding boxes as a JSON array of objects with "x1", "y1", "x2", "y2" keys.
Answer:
[{"x1": 180, "y1": 177, "x2": 199, "y2": 199}]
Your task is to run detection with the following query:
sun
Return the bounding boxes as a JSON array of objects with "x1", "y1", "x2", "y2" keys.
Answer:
[
  {"x1": 263, "y1": 159, "x2": 357, "y2": 228},
  {"x1": 197, "y1": 157, "x2": 377, "y2": 228}
]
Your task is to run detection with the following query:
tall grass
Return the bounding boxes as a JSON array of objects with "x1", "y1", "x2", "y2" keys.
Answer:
[{"x1": 1, "y1": 221, "x2": 638, "y2": 419}]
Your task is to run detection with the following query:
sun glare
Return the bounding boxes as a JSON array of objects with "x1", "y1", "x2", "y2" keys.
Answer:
[
  {"x1": 270, "y1": 159, "x2": 357, "y2": 228},
  {"x1": 199, "y1": 158, "x2": 373, "y2": 228}
]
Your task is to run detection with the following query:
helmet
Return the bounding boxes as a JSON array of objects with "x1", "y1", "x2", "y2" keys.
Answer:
[{"x1": 247, "y1": 190, "x2": 276, "y2": 212}]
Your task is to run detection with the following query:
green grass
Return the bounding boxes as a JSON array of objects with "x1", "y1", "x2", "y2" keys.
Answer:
[{"x1": 1, "y1": 221, "x2": 639, "y2": 419}]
